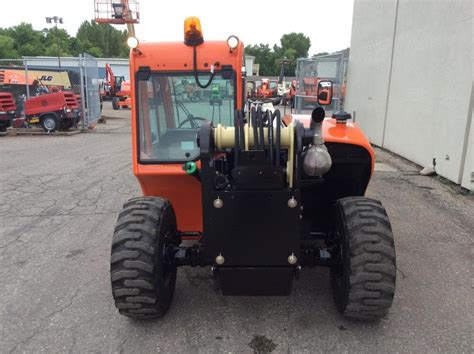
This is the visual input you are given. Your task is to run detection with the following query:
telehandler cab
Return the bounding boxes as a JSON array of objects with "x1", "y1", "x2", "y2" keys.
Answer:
[{"x1": 110, "y1": 17, "x2": 396, "y2": 321}]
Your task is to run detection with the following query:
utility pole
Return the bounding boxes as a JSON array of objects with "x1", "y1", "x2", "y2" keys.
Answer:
[
  {"x1": 46, "y1": 16, "x2": 63, "y2": 69},
  {"x1": 277, "y1": 57, "x2": 292, "y2": 84}
]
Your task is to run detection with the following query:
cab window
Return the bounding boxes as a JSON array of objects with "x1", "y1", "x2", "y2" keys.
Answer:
[{"x1": 137, "y1": 72, "x2": 235, "y2": 162}]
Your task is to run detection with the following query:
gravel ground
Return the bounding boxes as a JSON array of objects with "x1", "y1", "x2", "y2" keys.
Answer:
[{"x1": 0, "y1": 103, "x2": 472, "y2": 353}]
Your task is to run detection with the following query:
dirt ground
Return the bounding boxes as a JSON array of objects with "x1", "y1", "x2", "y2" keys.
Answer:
[{"x1": 1, "y1": 102, "x2": 472, "y2": 353}]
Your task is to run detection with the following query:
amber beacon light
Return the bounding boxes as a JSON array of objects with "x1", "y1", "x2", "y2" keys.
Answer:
[{"x1": 184, "y1": 16, "x2": 204, "y2": 46}]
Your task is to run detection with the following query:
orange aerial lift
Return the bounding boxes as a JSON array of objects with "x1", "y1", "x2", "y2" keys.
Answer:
[{"x1": 96, "y1": 1, "x2": 136, "y2": 110}]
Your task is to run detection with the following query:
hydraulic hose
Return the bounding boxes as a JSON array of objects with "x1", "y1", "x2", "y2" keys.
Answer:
[
  {"x1": 251, "y1": 107, "x2": 259, "y2": 150},
  {"x1": 238, "y1": 110, "x2": 245, "y2": 151},
  {"x1": 234, "y1": 111, "x2": 240, "y2": 165},
  {"x1": 193, "y1": 46, "x2": 216, "y2": 89},
  {"x1": 273, "y1": 110, "x2": 281, "y2": 167},
  {"x1": 267, "y1": 110, "x2": 274, "y2": 165},
  {"x1": 257, "y1": 106, "x2": 264, "y2": 150}
]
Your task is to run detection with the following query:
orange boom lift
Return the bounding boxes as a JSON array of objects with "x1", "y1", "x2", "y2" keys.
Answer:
[{"x1": 95, "y1": 1, "x2": 397, "y2": 322}]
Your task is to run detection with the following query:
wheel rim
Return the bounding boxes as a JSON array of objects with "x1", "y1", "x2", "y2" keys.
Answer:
[
  {"x1": 332, "y1": 231, "x2": 345, "y2": 288},
  {"x1": 161, "y1": 231, "x2": 175, "y2": 287},
  {"x1": 43, "y1": 117, "x2": 56, "y2": 130}
]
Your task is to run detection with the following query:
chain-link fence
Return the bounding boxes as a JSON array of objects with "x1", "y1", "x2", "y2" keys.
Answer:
[
  {"x1": 79, "y1": 54, "x2": 101, "y2": 126},
  {"x1": 294, "y1": 51, "x2": 348, "y2": 114},
  {"x1": 0, "y1": 55, "x2": 101, "y2": 129}
]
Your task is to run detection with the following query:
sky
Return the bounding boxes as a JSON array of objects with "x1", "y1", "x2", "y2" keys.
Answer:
[{"x1": 1, "y1": 0, "x2": 355, "y2": 55}]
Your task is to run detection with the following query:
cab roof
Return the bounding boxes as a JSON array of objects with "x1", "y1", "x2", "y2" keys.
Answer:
[{"x1": 131, "y1": 41, "x2": 244, "y2": 73}]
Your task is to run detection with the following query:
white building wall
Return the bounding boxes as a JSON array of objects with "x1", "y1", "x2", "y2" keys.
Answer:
[
  {"x1": 345, "y1": 0, "x2": 398, "y2": 145},
  {"x1": 346, "y1": 0, "x2": 473, "y2": 191},
  {"x1": 460, "y1": 86, "x2": 473, "y2": 190}
]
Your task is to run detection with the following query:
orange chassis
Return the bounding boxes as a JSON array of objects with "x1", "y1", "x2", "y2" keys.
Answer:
[
  {"x1": 129, "y1": 41, "x2": 373, "y2": 235},
  {"x1": 108, "y1": 14, "x2": 395, "y2": 321}
]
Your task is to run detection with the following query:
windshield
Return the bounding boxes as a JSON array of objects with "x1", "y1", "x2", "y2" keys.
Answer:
[{"x1": 137, "y1": 72, "x2": 235, "y2": 162}]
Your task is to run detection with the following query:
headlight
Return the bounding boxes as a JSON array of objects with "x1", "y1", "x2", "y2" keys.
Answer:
[
  {"x1": 227, "y1": 35, "x2": 239, "y2": 51},
  {"x1": 127, "y1": 36, "x2": 139, "y2": 49}
]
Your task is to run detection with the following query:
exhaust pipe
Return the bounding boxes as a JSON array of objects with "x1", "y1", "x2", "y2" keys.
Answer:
[{"x1": 303, "y1": 107, "x2": 332, "y2": 177}]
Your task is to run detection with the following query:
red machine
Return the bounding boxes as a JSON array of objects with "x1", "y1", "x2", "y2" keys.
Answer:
[
  {"x1": 0, "y1": 92, "x2": 16, "y2": 132},
  {"x1": 24, "y1": 92, "x2": 80, "y2": 132}
]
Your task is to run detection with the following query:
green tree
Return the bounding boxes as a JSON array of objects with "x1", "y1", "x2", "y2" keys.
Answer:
[
  {"x1": 0, "y1": 35, "x2": 20, "y2": 58},
  {"x1": 274, "y1": 33, "x2": 311, "y2": 76},
  {"x1": 245, "y1": 33, "x2": 311, "y2": 77},
  {"x1": 0, "y1": 23, "x2": 46, "y2": 57},
  {"x1": 279, "y1": 33, "x2": 311, "y2": 58},
  {"x1": 84, "y1": 46, "x2": 104, "y2": 58},
  {"x1": 43, "y1": 27, "x2": 72, "y2": 57},
  {"x1": 76, "y1": 20, "x2": 128, "y2": 58},
  {"x1": 244, "y1": 44, "x2": 277, "y2": 76},
  {"x1": 0, "y1": 20, "x2": 129, "y2": 59}
]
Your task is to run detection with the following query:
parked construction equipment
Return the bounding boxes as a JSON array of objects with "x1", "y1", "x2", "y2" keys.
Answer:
[
  {"x1": 102, "y1": 63, "x2": 131, "y2": 110},
  {"x1": 96, "y1": 1, "x2": 396, "y2": 322},
  {"x1": 23, "y1": 91, "x2": 80, "y2": 132},
  {"x1": 0, "y1": 92, "x2": 16, "y2": 132},
  {"x1": 256, "y1": 78, "x2": 278, "y2": 99}
]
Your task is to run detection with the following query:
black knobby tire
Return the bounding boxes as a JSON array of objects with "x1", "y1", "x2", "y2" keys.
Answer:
[
  {"x1": 330, "y1": 197, "x2": 396, "y2": 320},
  {"x1": 112, "y1": 97, "x2": 120, "y2": 110},
  {"x1": 60, "y1": 119, "x2": 74, "y2": 131},
  {"x1": 111, "y1": 196, "x2": 179, "y2": 319}
]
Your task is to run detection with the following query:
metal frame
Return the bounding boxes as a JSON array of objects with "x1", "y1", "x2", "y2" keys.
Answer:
[
  {"x1": 149, "y1": 103, "x2": 374, "y2": 297},
  {"x1": 94, "y1": 0, "x2": 140, "y2": 24},
  {"x1": 0, "y1": 56, "x2": 100, "y2": 129},
  {"x1": 295, "y1": 51, "x2": 348, "y2": 114}
]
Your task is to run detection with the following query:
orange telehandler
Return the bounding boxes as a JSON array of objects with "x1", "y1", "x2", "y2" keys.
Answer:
[{"x1": 95, "y1": 1, "x2": 396, "y2": 322}]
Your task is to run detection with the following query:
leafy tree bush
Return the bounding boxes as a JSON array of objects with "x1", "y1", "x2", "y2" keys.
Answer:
[
  {"x1": 245, "y1": 33, "x2": 311, "y2": 76},
  {"x1": 0, "y1": 21, "x2": 129, "y2": 59}
]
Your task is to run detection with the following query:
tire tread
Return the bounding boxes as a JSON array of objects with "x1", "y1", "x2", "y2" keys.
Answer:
[
  {"x1": 333, "y1": 196, "x2": 396, "y2": 320},
  {"x1": 110, "y1": 196, "x2": 177, "y2": 319}
]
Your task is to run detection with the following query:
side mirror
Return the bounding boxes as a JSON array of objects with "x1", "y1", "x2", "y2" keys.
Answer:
[{"x1": 317, "y1": 80, "x2": 333, "y2": 105}]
